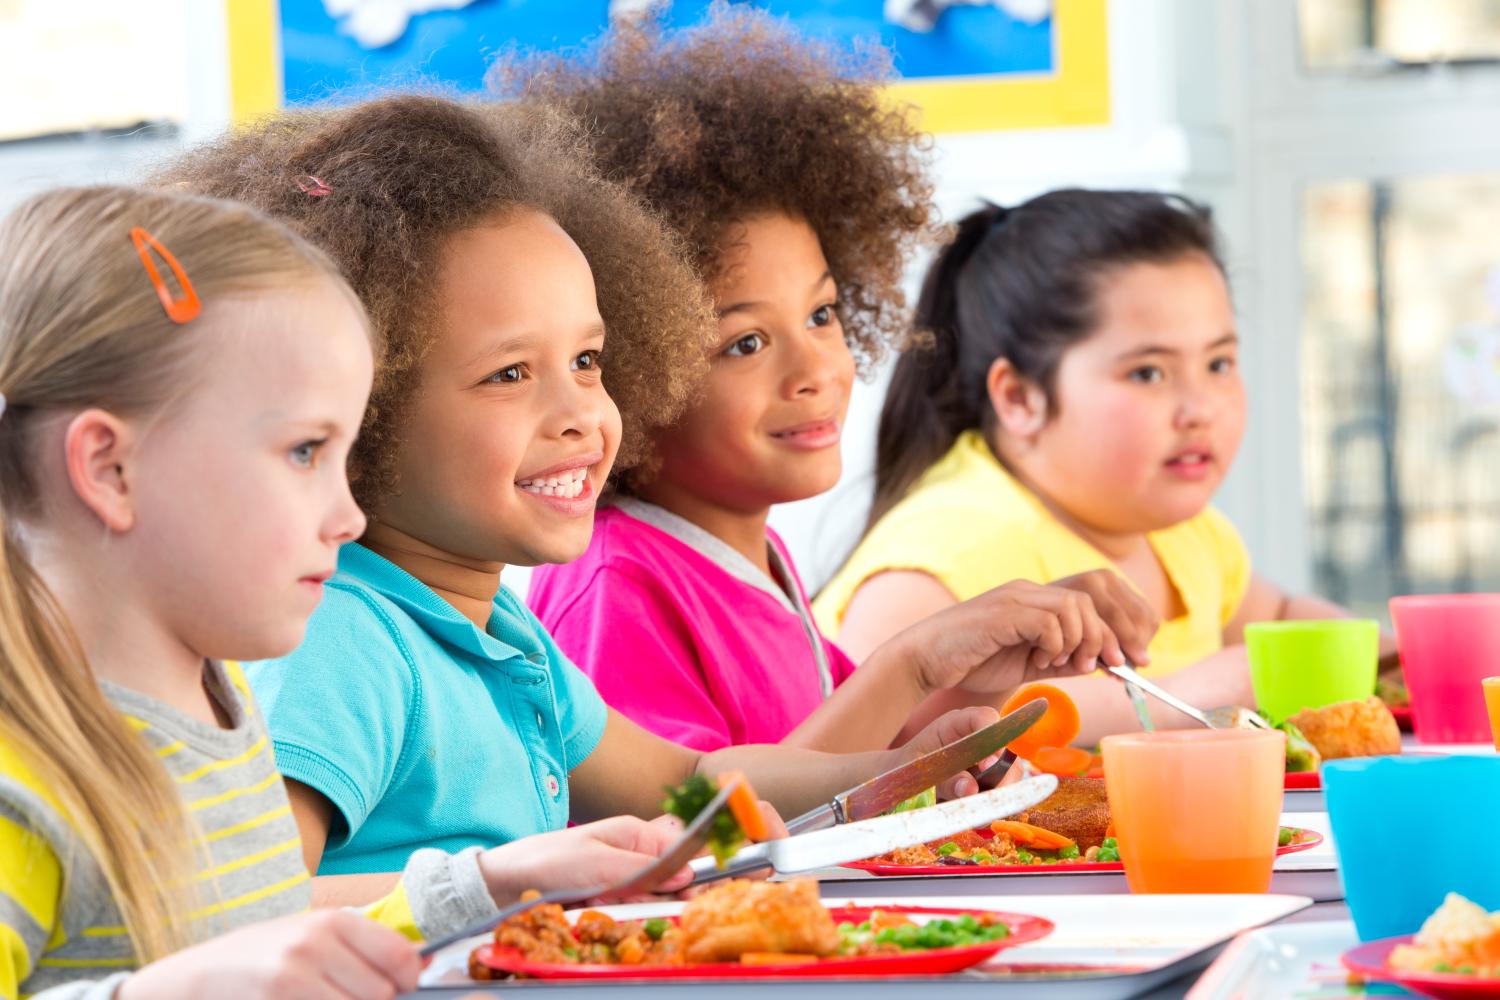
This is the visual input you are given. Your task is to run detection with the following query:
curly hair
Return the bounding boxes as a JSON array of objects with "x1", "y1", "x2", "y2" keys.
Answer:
[
  {"x1": 498, "y1": 3, "x2": 939, "y2": 369},
  {"x1": 151, "y1": 94, "x2": 712, "y2": 511}
]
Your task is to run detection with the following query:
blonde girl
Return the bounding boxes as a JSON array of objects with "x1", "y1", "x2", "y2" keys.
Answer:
[{"x1": 0, "y1": 186, "x2": 701, "y2": 1000}]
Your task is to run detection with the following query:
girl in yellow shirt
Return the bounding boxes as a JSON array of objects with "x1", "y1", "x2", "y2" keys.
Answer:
[{"x1": 817, "y1": 191, "x2": 1391, "y2": 745}]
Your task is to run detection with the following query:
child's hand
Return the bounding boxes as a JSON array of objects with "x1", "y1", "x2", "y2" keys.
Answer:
[
  {"x1": 890, "y1": 705, "x2": 1005, "y2": 800},
  {"x1": 117, "y1": 909, "x2": 419, "y2": 1000},
  {"x1": 1049, "y1": 569, "x2": 1158, "y2": 667},
  {"x1": 476, "y1": 815, "x2": 699, "y2": 908},
  {"x1": 901, "y1": 579, "x2": 1147, "y2": 697}
]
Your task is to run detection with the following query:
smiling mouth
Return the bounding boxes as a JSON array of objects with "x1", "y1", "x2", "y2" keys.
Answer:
[
  {"x1": 516, "y1": 467, "x2": 590, "y2": 500},
  {"x1": 770, "y1": 418, "x2": 840, "y2": 445}
]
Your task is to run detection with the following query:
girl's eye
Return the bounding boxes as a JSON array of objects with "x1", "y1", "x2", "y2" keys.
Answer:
[
  {"x1": 487, "y1": 365, "x2": 524, "y2": 384},
  {"x1": 1128, "y1": 365, "x2": 1165, "y2": 385},
  {"x1": 723, "y1": 333, "x2": 767, "y2": 357},
  {"x1": 808, "y1": 303, "x2": 837, "y2": 328},
  {"x1": 289, "y1": 440, "x2": 323, "y2": 468},
  {"x1": 1209, "y1": 356, "x2": 1237, "y2": 374},
  {"x1": 572, "y1": 350, "x2": 602, "y2": 372}
]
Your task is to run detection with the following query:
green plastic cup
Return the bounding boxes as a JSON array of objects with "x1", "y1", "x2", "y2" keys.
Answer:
[{"x1": 1245, "y1": 619, "x2": 1380, "y2": 723}]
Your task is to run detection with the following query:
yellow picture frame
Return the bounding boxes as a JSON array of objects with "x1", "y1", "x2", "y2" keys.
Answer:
[
  {"x1": 887, "y1": 0, "x2": 1110, "y2": 134},
  {"x1": 227, "y1": 0, "x2": 1109, "y2": 132}
]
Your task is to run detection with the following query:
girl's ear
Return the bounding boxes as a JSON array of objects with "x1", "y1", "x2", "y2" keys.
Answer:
[
  {"x1": 986, "y1": 357, "x2": 1048, "y2": 440},
  {"x1": 62, "y1": 409, "x2": 137, "y2": 533}
]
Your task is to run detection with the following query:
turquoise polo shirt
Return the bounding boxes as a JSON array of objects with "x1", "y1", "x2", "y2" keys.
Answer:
[{"x1": 245, "y1": 542, "x2": 609, "y2": 875}]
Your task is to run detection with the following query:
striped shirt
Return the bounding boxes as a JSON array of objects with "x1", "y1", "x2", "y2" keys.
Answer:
[{"x1": 0, "y1": 662, "x2": 499, "y2": 1000}]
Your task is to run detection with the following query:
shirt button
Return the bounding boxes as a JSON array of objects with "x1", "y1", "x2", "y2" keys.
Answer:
[{"x1": 545, "y1": 774, "x2": 560, "y2": 798}]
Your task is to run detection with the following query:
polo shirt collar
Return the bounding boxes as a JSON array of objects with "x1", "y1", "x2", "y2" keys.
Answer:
[{"x1": 335, "y1": 542, "x2": 544, "y2": 665}]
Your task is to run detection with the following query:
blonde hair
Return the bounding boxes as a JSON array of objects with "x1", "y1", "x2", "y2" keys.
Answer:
[{"x1": 0, "y1": 186, "x2": 362, "y2": 963}]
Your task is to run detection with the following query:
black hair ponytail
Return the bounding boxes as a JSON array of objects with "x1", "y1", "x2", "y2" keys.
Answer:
[
  {"x1": 866, "y1": 204, "x2": 1007, "y2": 529},
  {"x1": 865, "y1": 188, "x2": 1222, "y2": 532}
]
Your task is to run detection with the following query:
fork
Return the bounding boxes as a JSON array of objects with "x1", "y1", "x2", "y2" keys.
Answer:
[
  {"x1": 1104, "y1": 664, "x2": 1274, "y2": 730},
  {"x1": 417, "y1": 781, "x2": 737, "y2": 957}
]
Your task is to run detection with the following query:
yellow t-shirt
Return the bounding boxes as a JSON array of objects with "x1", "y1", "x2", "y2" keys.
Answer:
[
  {"x1": 814, "y1": 430, "x2": 1252, "y2": 677},
  {"x1": 0, "y1": 662, "x2": 428, "y2": 1000}
]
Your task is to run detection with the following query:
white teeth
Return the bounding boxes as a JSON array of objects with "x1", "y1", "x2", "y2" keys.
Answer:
[{"x1": 516, "y1": 467, "x2": 589, "y2": 499}]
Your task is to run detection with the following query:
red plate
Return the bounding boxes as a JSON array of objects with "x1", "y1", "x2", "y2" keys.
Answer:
[
  {"x1": 1287, "y1": 749, "x2": 1436, "y2": 790},
  {"x1": 844, "y1": 828, "x2": 1322, "y2": 877},
  {"x1": 471, "y1": 904, "x2": 1051, "y2": 980},
  {"x1": 1342, "y1": 935, "x2": 1500, "y2": 998}
]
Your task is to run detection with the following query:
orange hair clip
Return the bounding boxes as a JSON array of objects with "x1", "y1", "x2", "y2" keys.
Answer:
[{"x1": 129, "y1": 226, "x2": 201, "y2": 325}]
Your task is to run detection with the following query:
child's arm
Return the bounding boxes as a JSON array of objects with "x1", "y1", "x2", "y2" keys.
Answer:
[
  {"x1": 114, "y1": 910, "x2": 418, "y2": 1000},
  {"x1": 0, "y1": 815, "x2": 63, "y2": 1000},
  {"x1": 282, "y1": 778, "x2": 406, "y2": 908},
  {"x1": 829, "y1": 568, "x2": 1159, "y2": 747},
  {"x1": 1223, "y1": 573, "x2": 1398, "y2": 658},
  {"x1": 785, "y1": 573, "x2": 1155, "y2": 753},
  {"x1": 568, "y1": 703, "x2": 1007, "y2": 823}
]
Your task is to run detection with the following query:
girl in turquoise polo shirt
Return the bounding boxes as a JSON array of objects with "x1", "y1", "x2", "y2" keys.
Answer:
[{"x1": 162, "y1": 94, "x2": 1116, "y2": 904}]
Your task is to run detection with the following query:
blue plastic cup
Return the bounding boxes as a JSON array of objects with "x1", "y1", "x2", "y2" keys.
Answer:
[{"x1": 1324, "y1": 755, "x2": 1500, "y2": 941}]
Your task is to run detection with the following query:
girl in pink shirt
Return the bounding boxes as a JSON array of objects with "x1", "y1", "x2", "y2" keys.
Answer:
[{"x1": 520, "y1": 9, "x2": 1158, "y2": 754}]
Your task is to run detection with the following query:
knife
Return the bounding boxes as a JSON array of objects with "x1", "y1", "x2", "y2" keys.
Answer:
[
  {"x1": 781, "y1": 698, "x2": 1045, "y2": 836},
  {"x1": 688, "y1": 774, "x2": 1059, "y2": 884}
]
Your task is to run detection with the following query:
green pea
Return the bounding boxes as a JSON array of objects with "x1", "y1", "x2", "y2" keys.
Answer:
[
  {"x1": 1278, "y1": 827, "x2": 1295, "y2": 847},
  {"x1": 643, "y1": 918, "x2": 669, "y2": 941},
  {"x1": 1059, "y1": 844, "x2": 1081, "y2": 859},
  {"x1": 936, "y1": 841, "x2": 960, "y2": 856},
  {"x1": 1016, "y1": 849, "x2": 1034, "y2": 863}
]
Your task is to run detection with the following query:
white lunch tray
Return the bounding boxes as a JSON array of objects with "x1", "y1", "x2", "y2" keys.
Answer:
[
  {"x1": 1187, "y1": 919, "x2": 1404, "y2": 998},
  {"x1": 415, "y1": 891, "x2": 1312, "y2": 998}
]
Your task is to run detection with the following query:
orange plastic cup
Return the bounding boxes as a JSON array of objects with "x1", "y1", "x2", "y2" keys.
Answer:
[
  {"x1": 1485, "y1": 677, "x2": 1500, "y2": 752},
  {"x1": 1100, "y1": 729, "x2": 1286, "y2": 893}
]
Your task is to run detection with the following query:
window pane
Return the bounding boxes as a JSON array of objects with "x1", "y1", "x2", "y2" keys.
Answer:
[
  {"x1": 1300, "y1": 0, "x2": 1500, "y2": 70},
  {"x1": 1301, "y1": 173, "x2": 1500, "y2": 616}
]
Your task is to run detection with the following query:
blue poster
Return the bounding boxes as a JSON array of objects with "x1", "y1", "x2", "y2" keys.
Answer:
[{"x1": 280, "y1": 0, "x2": 1056, "y2": 106}]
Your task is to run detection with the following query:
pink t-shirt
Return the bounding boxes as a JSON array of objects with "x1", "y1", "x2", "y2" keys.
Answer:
[{"x1": 527, "y1": 499, "x2": 858, "y2": 751}]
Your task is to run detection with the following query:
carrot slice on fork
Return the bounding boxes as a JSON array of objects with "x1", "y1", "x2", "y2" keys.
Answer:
[{"x1": 716, "y1": 770, "x2": 770, "y2": 842}]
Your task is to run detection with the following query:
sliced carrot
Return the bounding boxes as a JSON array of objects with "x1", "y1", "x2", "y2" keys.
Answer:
[
  {"x1": 1031, "y1": 746, "x2": 1094, "y2": 777},
  {"x1": 1472, "y1": 928, "x2": 1500, "y2": 963},
  {"x1": 716, "y1": 770, "x2": 770, "y2": 842},
  {"x1": 740, "y1": 952, "x2": 820, "y2": 965},
  {"x1": 989, "y1": 819, "x2": 1076, "y2": 851},
  {"x1": 1000, "y1": 684, "x2": 1082, "y2": 762}
]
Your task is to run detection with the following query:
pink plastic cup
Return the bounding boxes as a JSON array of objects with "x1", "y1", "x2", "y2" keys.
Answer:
[{"x1": 1389, "y1": 594, "x2": 1500, "y2": 744}]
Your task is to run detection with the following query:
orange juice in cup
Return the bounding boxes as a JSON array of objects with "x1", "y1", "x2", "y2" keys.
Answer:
[
  {"x1": 1100, "y1": 729, "x2": 1286, "y2": 893},
  {"x1": 1485, "y1": 677, "x2": 1500, "y2": 752}
]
